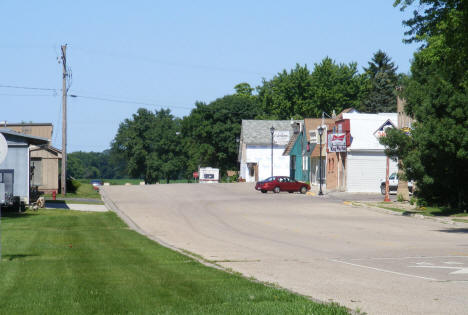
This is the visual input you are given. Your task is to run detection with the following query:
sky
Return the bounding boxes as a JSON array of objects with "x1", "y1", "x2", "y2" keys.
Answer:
[{"x1": 0, "y1": 1, "x2": 418, "y2": 152}]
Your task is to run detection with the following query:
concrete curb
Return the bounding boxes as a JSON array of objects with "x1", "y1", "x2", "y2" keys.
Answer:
[{"x1": 349, "y1": 201, "x2": 468, "y2": 227}]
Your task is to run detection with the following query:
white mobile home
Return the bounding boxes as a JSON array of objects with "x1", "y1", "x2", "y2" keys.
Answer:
[{"x1": 0, "y1": 129, "x2": 49, "y2": 208}]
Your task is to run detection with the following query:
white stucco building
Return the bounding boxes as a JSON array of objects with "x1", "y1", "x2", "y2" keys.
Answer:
[
  {"x1": 342, "y1": 112, "x2": 398, "y2": 192},
  {"x1": 238, "y1": 120, "x2": 302, "y2": 182}
]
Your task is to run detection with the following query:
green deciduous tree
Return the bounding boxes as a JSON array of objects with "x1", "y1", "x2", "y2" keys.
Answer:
[
  {"x1": 182, "y1": 94, "x2": 260, "y2": 176},
  {"x1": 67, "y1": 150, "x2": 123, "y2": 179},
  {"x1": 257, "y1": 59, "x2": 366, "y2": 119},
  {"x1": 382, "y1": 0, "x2": 468, "y2": 209},
  {"x1": 111, "y1": 108, "x2": 185, "y2": 183},
  {"x1": 234, "y1": 82, "x2": 254, "y2": 96}
]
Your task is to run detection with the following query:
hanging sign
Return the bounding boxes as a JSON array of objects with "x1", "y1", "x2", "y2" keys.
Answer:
[
  {"x1": 273, "y1": 131, "x2": 290, "y2": 145},
  {"x1": 327, "y1": 133, "x2": 347, "y2": 152}
]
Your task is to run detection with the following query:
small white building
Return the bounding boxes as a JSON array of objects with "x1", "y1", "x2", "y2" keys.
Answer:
[
  {"x1": 343, "y1": 112, "x2": 398, "y2": 192},
  {"x1": 238, "y1": 120, "x2": 302, "y2": 182}
]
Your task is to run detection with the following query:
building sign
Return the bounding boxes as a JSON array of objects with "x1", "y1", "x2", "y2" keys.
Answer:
[
  {"x1": 273, "y1": 131, "x2": 290, "y2": 145},
  {"x1": 401, "y1": 127, "x2": 411, "y2": 136},
  {"x1": 327, "y1": 133, "x2": 347, "y2": 152},
  {"x1": 374, "y1": 119, "x2": 396, "y2": 139}
]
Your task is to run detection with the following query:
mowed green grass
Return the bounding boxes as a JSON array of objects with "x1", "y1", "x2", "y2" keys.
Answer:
[
  {"x1": 0, "y1": 210, "x2": 348, "y2": 315},
  {"x1": 44, "y1": 183, "x2": 101, "y2": 200}
]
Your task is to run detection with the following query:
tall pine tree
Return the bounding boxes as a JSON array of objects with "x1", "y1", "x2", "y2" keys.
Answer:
[{"x1": 362, "y1": 50, "x2": 398, "y2": 112}]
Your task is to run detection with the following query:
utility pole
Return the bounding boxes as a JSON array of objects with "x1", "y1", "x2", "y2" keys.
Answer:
[{"x1": 61, "y1": 45, "x2": 67, "y2": 195}]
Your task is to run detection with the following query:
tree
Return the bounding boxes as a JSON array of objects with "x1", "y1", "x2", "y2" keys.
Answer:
[
  {"x1": 181, "y1": 94, "x2": 260, "y2": 176},
  {"x1": 382, "y1": 1, "x2": 468, "y2": 209},
  {"x1": 111, "y1": 108, "x2": 185, "y2": 183},
  {"x1": 362, "y1": 50, "x2": 399, "y2": 112},
  {"x1": 234, "y1": 82, "x2": 254, "y2": 96},
  {"x1": 309, "y1": 58, "x2": 366, "y2": 116},
  {"x1": 67, "y1": 151, "x2": 122, "y2": 179},
  {"x1": 257, "y1": 59, "x2": 366, "y2": 119}
]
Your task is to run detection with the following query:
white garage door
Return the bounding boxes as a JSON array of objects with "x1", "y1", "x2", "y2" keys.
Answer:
[{"x1": 347, "y1": 152, "x2": 397, "y2": 192}]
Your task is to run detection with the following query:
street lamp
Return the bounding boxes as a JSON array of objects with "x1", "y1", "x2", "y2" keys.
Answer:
[
  {"x1": 318, "y1": 126, "x2": 324, "y2": 196},
  {"x1": 270, "y1": 126, "x2": 275, "y2": 177}
]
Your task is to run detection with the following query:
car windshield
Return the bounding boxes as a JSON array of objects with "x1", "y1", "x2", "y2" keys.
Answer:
[{"x1": 263, "y1": 177, "x2": 275, "y2": 182}]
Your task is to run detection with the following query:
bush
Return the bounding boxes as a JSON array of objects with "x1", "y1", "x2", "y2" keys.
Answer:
[
  {"x1": 66, "y1": 178, "x2": 81, "y2": 193},
  {"x1": 397, "y1": 194, "x2": 405, "y2": 202}
]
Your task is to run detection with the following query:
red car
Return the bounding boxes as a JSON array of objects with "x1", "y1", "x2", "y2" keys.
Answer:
[{"x1": 255, "y1": 176, "x2": 310, "y2": 194}]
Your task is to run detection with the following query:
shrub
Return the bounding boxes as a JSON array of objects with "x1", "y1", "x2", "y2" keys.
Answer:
[
  {"x1": 66, "y1": 178, "x2": 81, "y2": 193},
  {"x1": 397, "y1": 194, "x2": 405, "y2": 202}
]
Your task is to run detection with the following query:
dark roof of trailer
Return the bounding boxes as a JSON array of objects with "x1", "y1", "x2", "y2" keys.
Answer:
[{"x1": 0, "y1": 129, "x2": 49, "y2": 145}]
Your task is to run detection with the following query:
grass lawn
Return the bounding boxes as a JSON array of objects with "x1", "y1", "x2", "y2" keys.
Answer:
[
  {"x1": 0, "y1": 210, "x2": 348, "y2": 314},
  {"x1": 370, "y1": 203, "x2": 468, "y2": 220},
  {"x1": 44, "y1": 183, "x2": 101, "y2": 200}
]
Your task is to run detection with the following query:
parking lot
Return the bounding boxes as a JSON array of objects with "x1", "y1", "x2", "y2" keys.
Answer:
[{"x1": 102, "y1": 183, "x2": 468, "y2": 315}]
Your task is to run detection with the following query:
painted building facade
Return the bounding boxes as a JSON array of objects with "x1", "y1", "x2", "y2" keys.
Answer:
[
  {"x1": 239, "y1": 120, "x2": 302, "y2": 182},
  {"x1": 326, "y1": 112, "x2": 399, "y2": 193}
]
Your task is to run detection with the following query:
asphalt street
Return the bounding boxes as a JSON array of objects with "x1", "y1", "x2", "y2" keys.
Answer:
[{"x1": 102, "y1": 183, "x2": 468, "y2": 315}]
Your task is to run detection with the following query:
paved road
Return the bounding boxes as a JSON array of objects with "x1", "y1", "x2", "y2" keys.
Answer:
[{"x1": 102, "y1": 183, "x2": 468, "y2": 315}]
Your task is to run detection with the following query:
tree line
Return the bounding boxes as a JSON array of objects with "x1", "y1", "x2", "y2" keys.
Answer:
[{"x1": 69, "y1": 51, "x2": 401, "y2": 182}]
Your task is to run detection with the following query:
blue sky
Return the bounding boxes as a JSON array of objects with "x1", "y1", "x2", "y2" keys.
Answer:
[{"x1": 0, "y1": 1, "x2": 417, "y2": 152}]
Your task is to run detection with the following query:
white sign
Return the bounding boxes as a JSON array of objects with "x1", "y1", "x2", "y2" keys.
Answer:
[
  {"x1": 374, "y1": 119, "x2": 396, "y2": 139},
  {"x1": 199, "y1": 167, "x2": 219, "y2": 184},
  {"x1": 0, "y1": 133, "x2": 7, "y2": 165},
  {"x1": 327, "y1": 133, "x2": 347, "y2": 152},
  {"x1": 273, "y1": 130, "x2": 290, "y2": 145}
]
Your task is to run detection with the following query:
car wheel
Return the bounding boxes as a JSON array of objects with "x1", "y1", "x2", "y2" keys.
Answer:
[
  {"x1": 273, "y1": 186, "x2": 280, "y2": 194},
  {"x1": 261, "y1": 190, "x2": 267, "y2": 193},
  {"x1": 380, "y1": 185, "x2": 386, "y2": 195},
  {"x1": 300, "y1": 186, "x2": 307, "y2": 194}
]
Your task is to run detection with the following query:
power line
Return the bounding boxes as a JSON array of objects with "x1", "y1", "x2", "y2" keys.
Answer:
[
  {"x1": 69, "y1": 93, "x2": 256, "y2": 115},
  {"x1": 0, "y1": 93, "x2": 56, "y2": 97},
  {"x1": 0, "y1": 83, "x2": 257, "y2": 115},
  {"x1": 0, "y1": 84, "x2": 57, "y2": 92},
  {"x1": 72, "y1": 46, "x2": 275, "y2": 77}
]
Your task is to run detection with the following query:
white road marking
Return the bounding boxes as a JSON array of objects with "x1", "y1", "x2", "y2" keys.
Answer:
[
  {"x1": 330, "y1": 259, "x2": 438, "y2": 281},
  {"x1": 415, "y1": 262, "x2": 433, "y2": 266},
  {"x1": 348, "y1": 255, "x2": 468, "y2": 261},
  {"x1": 444, "y1": 261, "x2": 464, "y2": 265},
  {"x1": 409, "y1": 265, "x2": 468, "y2": 275}
]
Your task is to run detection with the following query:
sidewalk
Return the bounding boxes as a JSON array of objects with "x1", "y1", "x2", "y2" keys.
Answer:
[{"x1": 45, "y1": 201, "x2": 108, "y2": 212}]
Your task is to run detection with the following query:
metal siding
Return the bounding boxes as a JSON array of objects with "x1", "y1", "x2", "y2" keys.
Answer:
[
  {"x1": 0, "y1": 145, "x2": 29, "y2": 201},
  {"x1": 347, "y1": 152, "x2": 398, "y2": 192}
]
